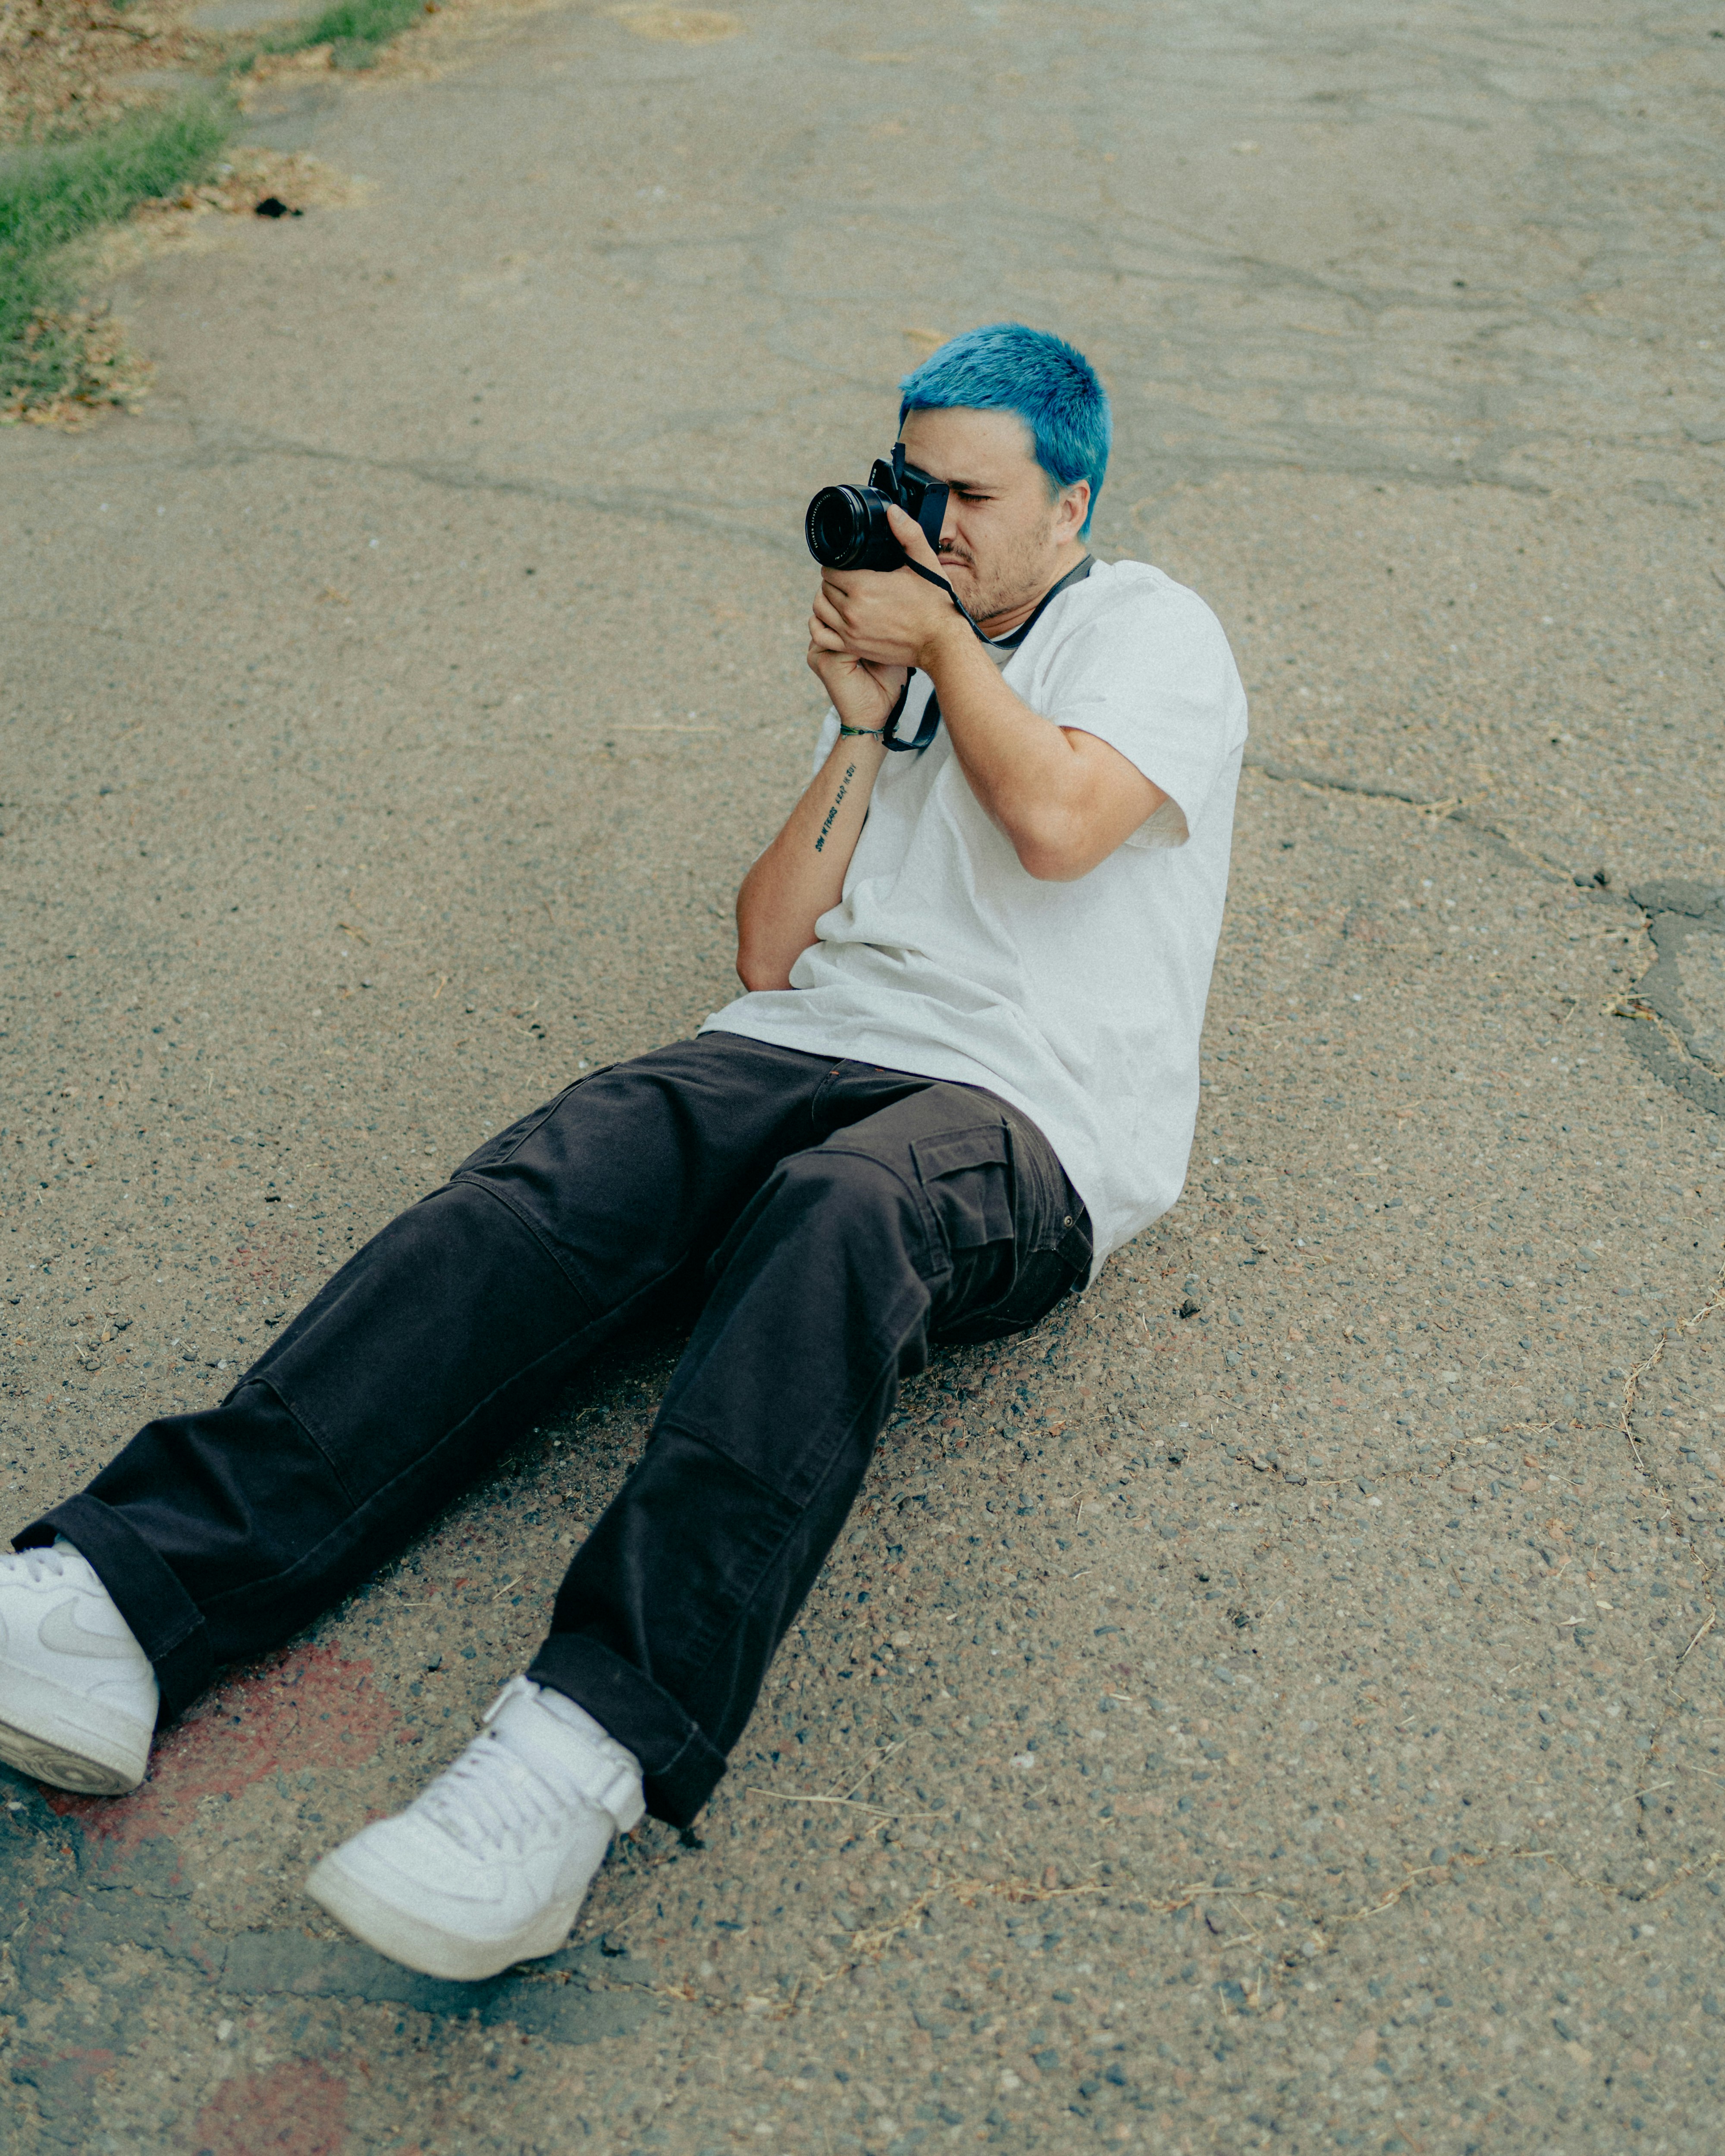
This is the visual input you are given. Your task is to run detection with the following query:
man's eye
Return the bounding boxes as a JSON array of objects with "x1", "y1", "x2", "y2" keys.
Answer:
[{"x1": 956, "y1": 492, "x2": 990, "y2": 505}]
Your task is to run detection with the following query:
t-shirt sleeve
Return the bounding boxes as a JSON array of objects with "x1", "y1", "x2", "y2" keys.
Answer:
[
  {"x1": 810, "y1": 706, "x2": 841, "y2": 781},
  {"x1": 1042, "y1": 586, "x2": 1247, "y2": 849}
]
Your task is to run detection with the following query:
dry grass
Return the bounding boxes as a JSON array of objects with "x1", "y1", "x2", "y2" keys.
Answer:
[
  {"x1": 1, "y1": 89, "x2": 230, "y2": 416},
  {"x1": 609, "y1": 6, "x2": 739, "y2": 41},
  {"x1": 127, "y1": 141, "x2": 355, "y2": 223},
  {"x1": 0, "y1": 294, "x2": 147, "y2": 422},
  {"x1": 3, "y1": 129, "x2": 356, "y2": 424},
  {"x1": 0, "y1": 0, "x2": 220, "y2": 148}
]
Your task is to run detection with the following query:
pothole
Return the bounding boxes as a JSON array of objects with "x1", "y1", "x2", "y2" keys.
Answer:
[{"x1": 1618, "y1": 881, "x2": 1725, "y2": 1119}]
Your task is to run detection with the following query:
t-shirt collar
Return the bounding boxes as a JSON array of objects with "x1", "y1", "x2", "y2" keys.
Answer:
[{"x1": 979, "y1": 553, "x2": 1097, "y2": 658}]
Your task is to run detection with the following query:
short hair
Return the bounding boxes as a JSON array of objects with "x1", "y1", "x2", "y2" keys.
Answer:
[{"x1": 898, "y1": 323, "x2": 1111, "y2": 537}]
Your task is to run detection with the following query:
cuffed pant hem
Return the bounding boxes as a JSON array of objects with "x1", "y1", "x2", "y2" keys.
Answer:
[
  {"x1": 15, "y1": 1494, "x2": 213, "y2": 1718},
  {"x1": 527, "y1": 1633, "x2": 727, "y2": 1829}
]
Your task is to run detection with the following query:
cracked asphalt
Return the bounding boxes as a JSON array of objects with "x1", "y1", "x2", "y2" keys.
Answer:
[{"x1": 3, "y1": 2, "x2": 1725, "y2": 2150}]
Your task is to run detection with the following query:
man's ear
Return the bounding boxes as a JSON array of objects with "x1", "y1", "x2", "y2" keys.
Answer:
[{"x1": 1057, "y1": 480, "x2": 1091, "y2": 540}]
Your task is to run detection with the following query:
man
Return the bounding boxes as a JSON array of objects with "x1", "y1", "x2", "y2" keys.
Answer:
[{"x1": 0, "y1": 324, "x2": 1247, "y2": 1983}]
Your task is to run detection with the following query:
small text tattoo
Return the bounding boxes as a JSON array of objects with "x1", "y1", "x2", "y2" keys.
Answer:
[{"x1": 814, "y1": 761, "x2": 859, "y2": 853}]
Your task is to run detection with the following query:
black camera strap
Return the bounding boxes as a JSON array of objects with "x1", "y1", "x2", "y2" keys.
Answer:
[
  {"x1": 876, "y1": 560, "x2": 980, "y2": 752},
  {"x1": 900, "y1": 557, "x2": 989, "y2": 638},
  {"x1": 881, "y1": 554, "x2": 1095, "y2": 754},
  {"x1": 879, "y1": 672, "x2": 935, "y2": 754}
]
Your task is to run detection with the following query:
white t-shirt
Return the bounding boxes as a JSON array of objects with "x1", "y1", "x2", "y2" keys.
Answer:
[{"x1": 701, "y1": 557, "x2": 1248, "y2": 1281}]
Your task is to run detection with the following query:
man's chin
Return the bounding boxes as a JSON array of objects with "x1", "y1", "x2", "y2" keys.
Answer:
[{"x1": 939, "y1": 564, "x2": 985, "y2": 611}]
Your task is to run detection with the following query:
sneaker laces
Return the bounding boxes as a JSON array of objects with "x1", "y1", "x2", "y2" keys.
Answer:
[
  {"x1": 5, "y1": 1545, "x2": 69, "y2": 1586},
  {"x1": 418, "y1": 1728, "x2": 577, "y2": 1859}
]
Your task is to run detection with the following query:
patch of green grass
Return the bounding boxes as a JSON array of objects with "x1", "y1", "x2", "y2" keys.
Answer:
[
  {"x1": 0, "y1": 95, "x2": 232, "y2": 354},
  {"x1": 1, "y1": 0, "x2": 430, "y2": 417},
  {"x1": 258, "y1": 0, "x2": 429, "y2": 68}
]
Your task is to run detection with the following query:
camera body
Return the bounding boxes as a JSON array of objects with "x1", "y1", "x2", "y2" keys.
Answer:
[{"x1": 805, "y1": 443, "x2": 950, "y2": 571}]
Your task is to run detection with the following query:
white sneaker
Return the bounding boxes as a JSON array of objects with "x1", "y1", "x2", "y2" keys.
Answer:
[
  {"x1": 305, "y1": 1675, "x2": 645, "y2": 1981},
  {"x1": 0, "y1": 1538, "x2": 159, "y2": 1795}
]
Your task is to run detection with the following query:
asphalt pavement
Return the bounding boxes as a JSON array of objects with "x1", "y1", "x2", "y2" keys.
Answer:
[{"x1": 3, "y1": 3, "x2": 1724, "y2": 2151}]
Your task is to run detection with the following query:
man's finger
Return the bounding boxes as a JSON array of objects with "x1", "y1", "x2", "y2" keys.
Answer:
[
  {"x1": 809, "y1": 603, "x2": 854, "y2": 651},
  {"x1": 882, "y1": 500, "x2": 941, "y2": 571}
]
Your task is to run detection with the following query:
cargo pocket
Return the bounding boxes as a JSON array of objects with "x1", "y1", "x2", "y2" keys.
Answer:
[{"x1": 910, "y1": 1122, "x2": 1015, "y2": 1257}]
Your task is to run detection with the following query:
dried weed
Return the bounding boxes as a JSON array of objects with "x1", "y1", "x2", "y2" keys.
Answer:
[{"x1": 0, "y1": 298, "x2": 149, "y2": 424}]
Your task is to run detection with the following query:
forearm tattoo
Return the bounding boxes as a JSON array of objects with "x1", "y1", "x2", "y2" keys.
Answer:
[{"x1": 814, "y1": 761, "x2": 859, "y2": 854}]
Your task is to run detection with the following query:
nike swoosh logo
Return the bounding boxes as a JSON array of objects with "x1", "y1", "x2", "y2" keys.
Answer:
[{"x1": 39, "y1": 1598, "x2": 135, "y2": 1662}]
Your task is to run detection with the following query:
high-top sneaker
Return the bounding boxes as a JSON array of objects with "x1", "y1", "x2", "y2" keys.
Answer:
[{"x1": 306, "y1": 1675, "x2": 645, "y2": 1981}]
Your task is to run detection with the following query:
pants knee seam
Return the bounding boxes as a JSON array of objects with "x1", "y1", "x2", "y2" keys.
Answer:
[
  {"x1": 198, "y1": 1305, "x2": 637, "y2": 1627},
  {"x1": 670, "y1": 1348, "x2": 908, "y2": 1709},
  {"x1": 251, "y1": 1375, "x2": 362, "y2": 1510},
  {"x1": 447, "y1": 1172, "x2": 609, "y2": 1318}
]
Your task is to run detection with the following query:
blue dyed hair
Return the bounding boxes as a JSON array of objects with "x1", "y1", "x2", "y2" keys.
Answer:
[{"x1": 898, "y1": 323, "x2": 1111, "y2": 538}]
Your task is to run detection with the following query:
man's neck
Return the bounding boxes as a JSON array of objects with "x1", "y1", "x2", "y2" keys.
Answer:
[
  {"x1": 972, "y1": 548, "x2": 1091, "y2": 642},
  {"x1": 970, "y1": 548, "x2": 1091, "y2": 638}
]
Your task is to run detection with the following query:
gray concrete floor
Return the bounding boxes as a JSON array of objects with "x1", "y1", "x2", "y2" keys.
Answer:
[{"x1": 3, "y1": 2, "x2": 1725, "y2": 2150}]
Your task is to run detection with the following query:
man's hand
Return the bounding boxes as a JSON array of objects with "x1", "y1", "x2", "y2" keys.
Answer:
[
  {"x1": 805, "y1": 633, "x2": 907, "y2": 735},
  {"x1": 809, "y1": 504, "x2": 966, "y2": 678},
  {"x1": 810, "y1": 501, "x2": 1167, "y2": 882}
]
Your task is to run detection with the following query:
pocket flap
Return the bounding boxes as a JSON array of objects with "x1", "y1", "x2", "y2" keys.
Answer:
[
  {"x1": 911, "y1": 1122, "x2": 1013, "y2": 1251},
  {"x1": 910, "y1": 1122, "x2": 1009, "y2": 1183}
]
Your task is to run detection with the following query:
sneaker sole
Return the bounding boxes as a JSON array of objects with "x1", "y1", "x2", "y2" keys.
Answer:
[
  {"x1": 0, "y1": 1664, "x2": 150, "y2": 1796},
  {"x1": 305, "y1": 1848, "x2": 578, "y2": 1984}
]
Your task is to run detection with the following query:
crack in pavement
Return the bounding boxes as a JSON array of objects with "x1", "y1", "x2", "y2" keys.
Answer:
[
  {"x1": 1244, "y1": 748, "x2": 1597, "y2": 884},
  {"x1": 1248, "y1": 751, "x2": 1725, "y2": 1120},
  {"x1": 155, "y1": 419, "x2": 810, "y2": 557},
  {"x1": 1611, "y1": 887, "x2": 1725, "y2": 1123},
  {"x1": 1613, "y1": 1258, "x2": 1725, "y2": 1865}
]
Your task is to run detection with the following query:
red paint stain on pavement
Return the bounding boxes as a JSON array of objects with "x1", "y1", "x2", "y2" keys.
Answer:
[
  {"x1": 45, "y1": 1642, "x2": 399, "y2": 1849},
  {"x1": 190, "y1": 2059, "x2": 349, "y2": 2156}
]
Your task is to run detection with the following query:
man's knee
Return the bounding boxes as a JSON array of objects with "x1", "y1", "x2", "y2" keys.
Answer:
[
  {"x1": 772, "y1": 1144, "x2": 931, "y2": 1267},
  {"x1": 699, "y1": 1144, "x2": 933, "y2": 1315}
]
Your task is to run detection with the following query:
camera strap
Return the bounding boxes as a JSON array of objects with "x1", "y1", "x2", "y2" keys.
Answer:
[
  {"x1": 879, "y1": 674, "x2": 935, "y2": 754},
  {"x1": 901, "y1": 558, "x2": 990, "y2": 640},
  {"x1": 881, "y1": 555, "x2": 1095, "y2": 755}
]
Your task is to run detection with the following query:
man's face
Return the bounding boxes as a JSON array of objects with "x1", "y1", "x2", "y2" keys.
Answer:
[{"x1": 897, "y1": 406, "x2": 1088, "y2": 624}]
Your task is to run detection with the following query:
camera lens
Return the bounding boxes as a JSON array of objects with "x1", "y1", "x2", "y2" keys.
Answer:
[
  {"x1": 805, "y1": 486, "x2": 869, "y2": 567},
  {"x1": 804, "y1": 485, "x2": 903, "y2": 570}
]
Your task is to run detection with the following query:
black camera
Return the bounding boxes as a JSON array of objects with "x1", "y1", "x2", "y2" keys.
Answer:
[{"x1": 804, "y1": 443, "x2": 950, "y2": 570}]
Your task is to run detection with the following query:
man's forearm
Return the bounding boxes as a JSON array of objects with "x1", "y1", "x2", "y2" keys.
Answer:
[
  {"x1": 734, "y1": 732, "x2": 888, "y2": 991},
  {"x1": 920, "y1": 624, "x2": 1130, "y2": 880}
]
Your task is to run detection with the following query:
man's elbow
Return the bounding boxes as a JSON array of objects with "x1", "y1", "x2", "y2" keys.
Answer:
[
  {"x1": 734, "y1": 933, "x2": 797, "y2": 994},
  {"x1": 1010, "y1": 808, "x2": 1098, "y2": 883}
]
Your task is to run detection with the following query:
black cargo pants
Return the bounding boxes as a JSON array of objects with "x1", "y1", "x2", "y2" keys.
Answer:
[{"x1": 19, "y1": 1036, "x2": 1090, "y2": 1825}]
